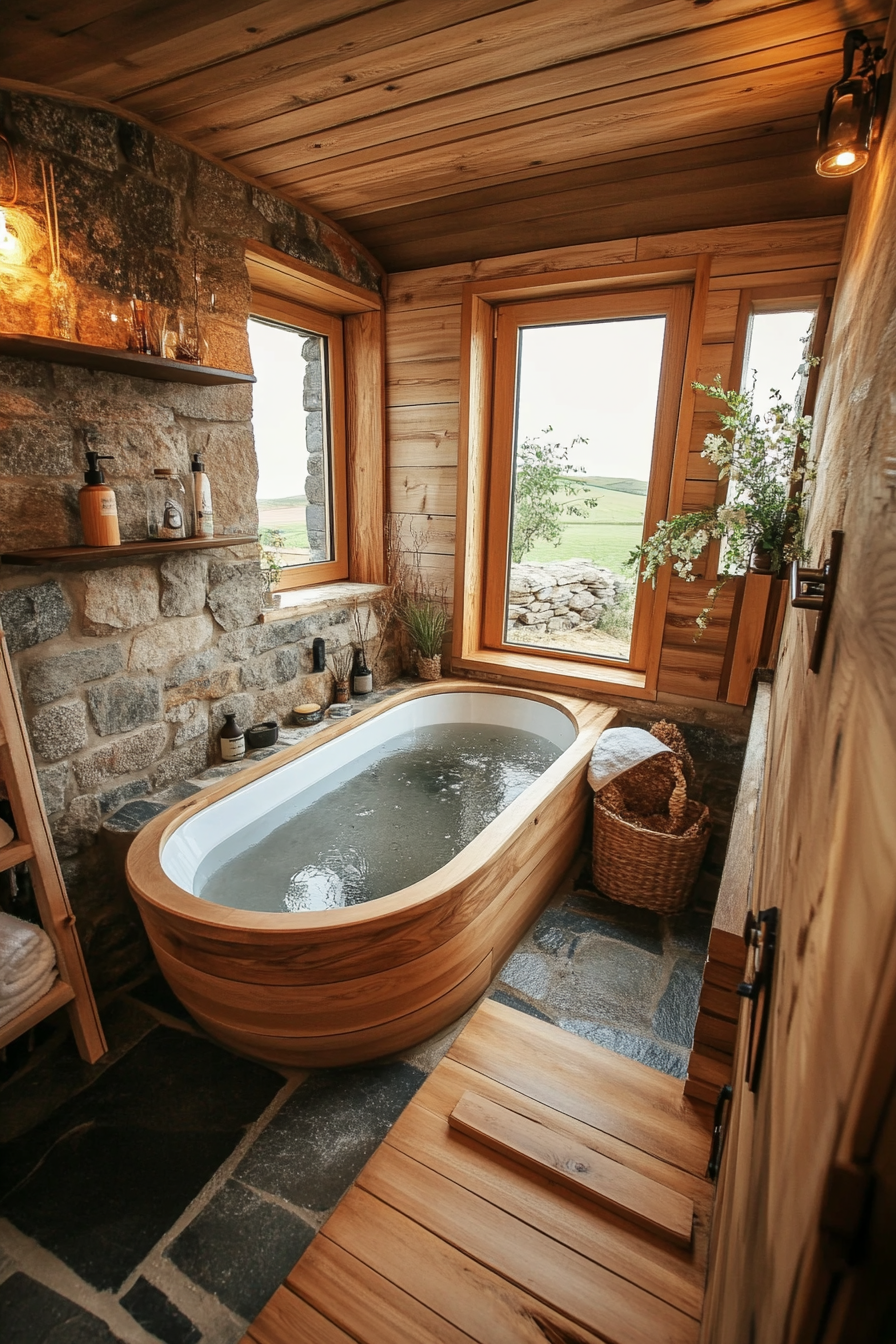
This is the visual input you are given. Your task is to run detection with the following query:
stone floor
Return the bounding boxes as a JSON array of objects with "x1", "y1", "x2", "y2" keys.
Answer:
[{"x1": 0, "y1": 710, "x2": 745, "y2": 1344}]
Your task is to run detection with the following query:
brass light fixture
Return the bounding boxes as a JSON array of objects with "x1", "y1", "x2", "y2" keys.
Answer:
[
  {"x1": 0, "y1": 134, "x2": 19, "y2": 255},
  {"x1": 816, "y1": 29, "x2": 887, "y2": 178}
]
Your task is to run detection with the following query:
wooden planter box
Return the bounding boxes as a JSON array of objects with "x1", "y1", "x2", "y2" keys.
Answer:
[{"x1": 717, "y1": 573, "x2": 789, "y2": 706}]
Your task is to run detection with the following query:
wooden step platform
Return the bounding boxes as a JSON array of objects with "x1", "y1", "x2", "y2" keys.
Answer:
[{"x1": 243, "y1": 998, "x2": 714, "y2": 1344}]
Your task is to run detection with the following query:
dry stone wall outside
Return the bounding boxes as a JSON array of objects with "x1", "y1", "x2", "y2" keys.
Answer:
[{"x1": 507, "y1": 559, "x2": 633, "y2": 635}]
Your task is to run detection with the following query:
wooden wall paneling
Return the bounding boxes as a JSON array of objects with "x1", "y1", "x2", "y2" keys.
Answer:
[
  {"x1": 345, "y1": 308, "x2": 386, "y2": 583},
  {"x1": 389, "y1": 403, "x2": 459, "y2": 468},
  {"x1": 637, "y1": 215, "x2": 847, "y2": 265},
  {"x1": 386, "y1": 306, "x2": 463, "y2": 364},
  {"x1": 389, "y1": 466, "x2": 457, "y2": 517},
  {"x1": 644, "y1": 255, "x2": 711, "y2": 692},
  {"x1": 386, "y1": 359, "x2": 460, "y2": 408}
]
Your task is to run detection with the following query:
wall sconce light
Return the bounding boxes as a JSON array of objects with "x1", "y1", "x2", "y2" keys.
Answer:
[
  {"x1": 0, "y1": 134, "x2": 20, "y2": 256},
  {"x1": 816, "y1": 29, "x2": 887, "y2": 177}
]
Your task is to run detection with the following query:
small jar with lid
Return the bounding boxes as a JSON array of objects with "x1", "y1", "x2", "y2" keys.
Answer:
[{"x1": 147, "y1": 468, "x2": 188, "y2": 540}]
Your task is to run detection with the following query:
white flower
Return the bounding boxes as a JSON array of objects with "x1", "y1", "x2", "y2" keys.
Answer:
[{"x1": 717, "y1": 505, "x2": 748, "y2": 527}]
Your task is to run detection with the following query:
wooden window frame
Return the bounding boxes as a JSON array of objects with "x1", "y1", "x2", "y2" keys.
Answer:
[
  {"x1": 453, "y1": 257, "x2": 708, "y2": 699},
  {"x1": 245, "y1": 242, "x2": 387, "y2": 589}
]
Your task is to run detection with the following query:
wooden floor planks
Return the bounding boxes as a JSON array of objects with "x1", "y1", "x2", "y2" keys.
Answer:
[{"x1": 246, "y1": 997, "x2": 714, "y2": 1344}]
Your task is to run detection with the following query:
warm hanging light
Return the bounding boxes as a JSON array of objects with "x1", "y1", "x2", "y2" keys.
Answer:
[
  {"x1": 0, "y1": 133, "x2": 19, "y2": 255},
  {"x1": 816, "y1": 29, "x2": 887, "y2": 178}
]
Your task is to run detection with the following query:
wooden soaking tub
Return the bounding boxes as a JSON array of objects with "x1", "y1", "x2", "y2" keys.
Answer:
[{"x1": 126, "y1": 681, "x2": 615, "y2": 1067}]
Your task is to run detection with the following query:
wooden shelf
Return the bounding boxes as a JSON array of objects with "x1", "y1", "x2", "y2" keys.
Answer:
[
  {"x1": 0, "y1": 839, "x2": 35, "y2": 873},
  {"x1": 0, "y1": 333, "x2": 255, "y2": 386},
  {"x1": 1, "y1": 534, "x2": 259, "y2": 566},
  {"x1": 0, "y1": 979, "x2": 76, "y2": 1051}
]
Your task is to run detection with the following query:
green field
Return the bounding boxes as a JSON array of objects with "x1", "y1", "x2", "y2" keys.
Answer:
[
  {"x1": 519, "y1": 479, "x2": 645, "y2": 573},
  {"x1": 261, "y1": 523, "x2": 308, "y2": 550},
  {"x1": 258, "y1": 494, "x2": 307, "y2": 509}
]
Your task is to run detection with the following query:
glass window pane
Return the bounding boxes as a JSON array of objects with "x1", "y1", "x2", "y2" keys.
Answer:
[
  {"x1": 249, "y1": 315, "x2": 333, "y2": 572},
  {"x1": 505, "y1": 315, "x2": 666, "y2": 662},
  {"x1": 716, "y1": 308, "x2": 817, "y2": 576},
  {"x1": 743, "y1": 309, "x2": 816, "y2": 411}
]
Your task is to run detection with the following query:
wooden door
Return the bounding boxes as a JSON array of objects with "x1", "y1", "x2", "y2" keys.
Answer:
[{"x1": 700, "y1": 29, "x2": 896, "y2": 1340}]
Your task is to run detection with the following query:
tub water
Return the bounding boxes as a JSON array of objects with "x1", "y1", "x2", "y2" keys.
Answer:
[{"x1": 194, "y1": 723, "x2": 561, "y2": 912}]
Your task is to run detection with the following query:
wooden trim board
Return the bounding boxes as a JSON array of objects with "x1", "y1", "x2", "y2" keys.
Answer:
[{"x1": 448, "y1": 1089, "x2": 695, "y2": 1246}]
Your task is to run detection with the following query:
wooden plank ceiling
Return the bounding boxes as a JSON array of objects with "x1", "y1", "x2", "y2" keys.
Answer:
[{"x1": 2, "y1": 0, "x2": 888, "y2": 272}]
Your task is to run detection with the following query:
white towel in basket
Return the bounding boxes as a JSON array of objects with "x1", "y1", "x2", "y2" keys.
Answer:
[
  {"x1": 0, "y1": 910, "x2": 58, "y2": 1028},
  {"x1": 587, "y1": 727, "x2": 671, "y2": 793}
]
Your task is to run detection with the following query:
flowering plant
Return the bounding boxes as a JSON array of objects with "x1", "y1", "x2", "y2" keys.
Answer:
[{"x1": 630, "y1": 368, "x2": 817, "y2": 630}]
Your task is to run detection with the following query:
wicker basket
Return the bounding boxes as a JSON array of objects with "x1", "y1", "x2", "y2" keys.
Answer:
[
  {"x1": 592, "y1": 731, "x2": 710, "y2": 914},
  {"x1": 415, "y1": 653, "x2": 441, "y2": 681}
]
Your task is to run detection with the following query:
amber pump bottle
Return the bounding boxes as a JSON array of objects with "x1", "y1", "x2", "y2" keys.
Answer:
[{"x1": 79, "y1": 451, "x2": 121, "y2": 547}]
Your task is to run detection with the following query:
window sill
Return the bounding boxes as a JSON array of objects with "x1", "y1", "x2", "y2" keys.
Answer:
[
  {"x1": 259, "y1": 580, "x2": 389, "y2": 623},
  {"x1": 453, "y1": 649, "x2": 651, "y2": 699}
]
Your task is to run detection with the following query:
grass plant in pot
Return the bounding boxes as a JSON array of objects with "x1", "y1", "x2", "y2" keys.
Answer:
[
  {"x1": 397, "y1": 594, "x2": 450, "y2": 680},
  {"x1": 631, "y1": 364, "x2": 817, "y2": 631}
]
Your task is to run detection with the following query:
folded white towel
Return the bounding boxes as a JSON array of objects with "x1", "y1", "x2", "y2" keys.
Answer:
[
  {"x1": 0, "y1": 910, "x2": 58, "y2": 990},
  {"x1": 0, "y1": 967, "x2": 58, "y2": 1029},
  {"x1": 587, "y1": 727, "x2": 671, "y2": 793}
]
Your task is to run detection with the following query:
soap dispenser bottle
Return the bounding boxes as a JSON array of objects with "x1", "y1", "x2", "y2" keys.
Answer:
[
  {"x1": 190, "y1": 452, "x2": 214, "y2": 538},
  {"x1": 79, "y1": 451, "x2": 121, "y2": 547}
]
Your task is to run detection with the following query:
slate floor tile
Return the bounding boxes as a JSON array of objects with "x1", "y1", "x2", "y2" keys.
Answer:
[
  {"x1": 490, "y1": 988, "x2": 555, "y2": 1022},
  {"x1": 165, "y1": 1180, "x2": 315, "y2": 1323},
  {"x1": 560, "y1": 1021, "x2": 687, "y2": 1078},
  {"x1": 562, "y1": 888, "x2": 665, "y2": 955},
  {"x1": 121, "y1": 1276, "x2": 200, "y2": 1344},
  {"x1": 235, "y1": 1062, "x2": 425, "y2": 1213},
  {"x1": 0, "y1": 996, "x2": 155, "y2": 1144},
  {"x1": 498, "y1": 951, "x2": 553, "y2": 999},
  {"x1": 653, "y1": 959, "x2": 704, "y2": 1047},
  {"x1": 0, "y1": 1272, "x2": 125, "y2": 1343},
  {"x1": 0, "y1": 1027, "x2": 282, "y2": 1292},
  {"x1": 666, "y1": 908, "x2": 713, "y2": 957},
  {"x1": 549, "y1": 939, "x2": 668, "y2": 1030}
]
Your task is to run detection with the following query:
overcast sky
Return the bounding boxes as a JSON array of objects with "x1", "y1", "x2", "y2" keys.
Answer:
[
  {"x1": 248, "y1": 316, "x2": 310, "y2": 500},
  {"x1": 514, "y1": 308, "x2": 814, "y2": 483}
]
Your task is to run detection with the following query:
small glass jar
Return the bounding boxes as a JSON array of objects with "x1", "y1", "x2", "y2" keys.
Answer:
[{"x1": 147, "y1": 468, "x2": 187, "y2": 540}]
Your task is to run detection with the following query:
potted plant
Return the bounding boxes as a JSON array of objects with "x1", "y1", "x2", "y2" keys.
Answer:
[
  {"x1": 396, "y1": 593, "x2": 450, "y2": 680},
  {"x1": 631, "y1": 367, "x2": 817, "y2": 630},
  {"x1": 260, "y1": 527, "x2": 286, "y2": 607},
  {"x1": 327, "y1": 644, "x2": 354, "y2": 703}
]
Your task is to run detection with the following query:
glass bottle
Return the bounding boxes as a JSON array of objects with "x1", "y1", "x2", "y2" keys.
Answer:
[
  {"x1": 352, "y1": 647, "x2": 373, "y2": 695},
  {"x1": 219, "y1": 713, "x2": 245, "y2": 762},
  {"x1": 147, "y1": 468, "x2": 187, "y2": 540}
]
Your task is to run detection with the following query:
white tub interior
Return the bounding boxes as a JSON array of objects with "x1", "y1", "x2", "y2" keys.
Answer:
[{"x1": 162, "y1": 692, "x2": 576, "y2": 895}]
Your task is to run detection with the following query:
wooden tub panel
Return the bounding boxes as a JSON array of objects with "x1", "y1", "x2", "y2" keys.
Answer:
[
  {"x1": 154, "y1": 800, "x2": 585, "y2": 1049},
  {"x1": 133, "y1": 761, "x2": 592, "y2": 985},
  {"x1": 190, "y1": 953, "x2": 494, "y2": 1068}
]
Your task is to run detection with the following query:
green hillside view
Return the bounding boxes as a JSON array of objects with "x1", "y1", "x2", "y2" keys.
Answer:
[{"x1": 520, "y1": 477, "x2": 646, "y2": 571}]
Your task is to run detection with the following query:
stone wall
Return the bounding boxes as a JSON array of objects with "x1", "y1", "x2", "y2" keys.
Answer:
[
  {"x1": 302, "y1": 336, "x2": 328, "y2": 563},
  {"x1": 507, "y1": 559, "x2": 633, "y2": 635},
  {"x1": 0, "y1": 91, "x2": 391, "y2": 988}
]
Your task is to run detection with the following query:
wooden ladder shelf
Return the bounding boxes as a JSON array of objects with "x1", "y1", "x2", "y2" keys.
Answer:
[{"x1": 0, "y1": 625, "x2": 106, "y2": 1061}]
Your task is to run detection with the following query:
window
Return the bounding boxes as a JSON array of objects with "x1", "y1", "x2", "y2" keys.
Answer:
[
  {"x1": 249, "y1": 295, "x2": 347, "y2": 589},
  {"x1": 243, "y1": 243, "x2": 387, "y2": 592},
  {"x1": 481, "y1": 284, "x2": 692, "y2": 675}
]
